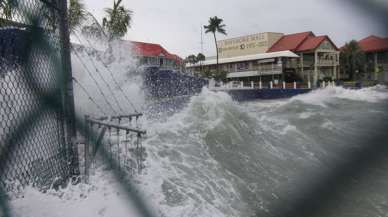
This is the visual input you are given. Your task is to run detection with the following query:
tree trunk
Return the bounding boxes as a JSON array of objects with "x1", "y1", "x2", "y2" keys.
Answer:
[{"x1": 213, "y1": 32, "x2": 219, "y2": 78}]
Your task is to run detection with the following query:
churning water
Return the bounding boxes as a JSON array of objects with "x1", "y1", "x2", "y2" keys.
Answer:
[
  {"x1": 8, "y1": 37, "x2": 388, "y2": 217},
  {"x1": 10, "y1": 85, "x2": 388, "y2": 217}
]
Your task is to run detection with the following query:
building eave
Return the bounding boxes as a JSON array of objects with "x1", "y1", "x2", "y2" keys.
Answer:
[{"x1": 187, "y1": 50, "x2": 299, "y2": 68}]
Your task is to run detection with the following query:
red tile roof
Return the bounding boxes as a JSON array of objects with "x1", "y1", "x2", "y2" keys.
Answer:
[
  {"x1": 296, "y1": 36, "x2": 326, "y2": 51},
  {"x1": 357, "y1": 35, "x2": 388, "y2": 53},
  {"x1": 131, "y1": 41, "x2": 182, "y2": 64},
  {"x1": 268, "y1": 32, "x2": 339, "y2": 53},
  {"x1": 267, "y1": 31, "x2": 314, "y2": 52}
]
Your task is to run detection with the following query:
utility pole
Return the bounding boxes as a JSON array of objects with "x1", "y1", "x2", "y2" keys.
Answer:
[
  {"x1": 200, "y1": 25, "x2": 204, "y2": 74},
  {"x1": 200, "y1": 24, "x2": 204, "y2": 54}
]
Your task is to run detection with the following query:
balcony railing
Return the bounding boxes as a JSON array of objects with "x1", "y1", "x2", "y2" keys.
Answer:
[
  {"x1": 285, "y1": 60, "x2": 339, "y2": 68},
  {"x1": 318, "y1": 60, "x2": 338, "y2": 66}
]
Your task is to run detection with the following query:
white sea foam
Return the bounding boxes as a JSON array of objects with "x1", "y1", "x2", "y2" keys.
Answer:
[
  {"x1": 291, "y1": 85, "x2": 388, "y2": 106},
  {"x1": 10, "y1": 169, "x2": 148, "y2": 217}
]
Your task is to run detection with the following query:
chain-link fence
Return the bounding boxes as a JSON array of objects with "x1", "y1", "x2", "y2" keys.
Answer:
[{"x1": 0, "y1": 0, "x2": 77, "y2": 191}]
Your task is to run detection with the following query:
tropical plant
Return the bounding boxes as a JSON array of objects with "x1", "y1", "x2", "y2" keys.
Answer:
[
  {"x1": 68, "y1": 0, "x2": 86, "y2": 32},
  {"x1": 102, "y1": 0, "x2": 132, "y2": 39},
  {"x1": 204, "y1": 16, "x2": 226, "y2": 76},
  {"x1": 340, "y1": 40, "x2": 366, "y2": 80},
  {"x1": 196, "y1": 53, "x2": 205, "y2": 62},
  {"x1": 186, "y1": 54, "x2": 198, "y2": 65},
  {"x1": 0, "y1": 0, "x2": 16, "y2": 23}
]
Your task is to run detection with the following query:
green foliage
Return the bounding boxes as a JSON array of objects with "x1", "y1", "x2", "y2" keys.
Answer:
[
  {"x1": 196, "y1": 53, "x2": 205, "y2": 62},
  {"x1": 200, "y1": 70, "x2": 212, "y2": 78},
  {"x1": 68, "y1": 0, "x2": 86, "y2": 32},
  {"x1": 340, "y1": 40, "x2": 367, "y2": 80},
  {"x1": 102, "y1": 0, "x2": 132, "y2": 40},
  {"x1": 0, "y1": 0, "x2": 17, "y2": 24},
  {"x1": 213, "y1": 70, "x2": 228, "y2": 81},
  {"x1": 203, "y1": 16, "x2": 226, "y2": 35},
  {"x1": 186, "y1": 54, "x2": 198, "y2": 64}
]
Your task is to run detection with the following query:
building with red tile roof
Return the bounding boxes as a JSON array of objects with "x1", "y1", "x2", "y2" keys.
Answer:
[
  {"x1": 131, "y1": 41, "x2": 183, "y2": 70},
  {"x1": 267, "y1": 32, "x2": 340, "y2": 86},
  {"x1": 357, "y1": 35, "x2": 388, "y2": 53},
  {"x1": 188, "y1": 31, "x2": 340, "y2": 87},
  {"x1": 267, "y1": 32, "x2": 338, "y2": 53},
  {"x1": 354, "y1": 35, "x2": 388, "y2": 82}
]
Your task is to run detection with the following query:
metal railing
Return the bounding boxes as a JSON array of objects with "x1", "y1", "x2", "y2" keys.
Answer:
[{"x1": 83, "y1": 114, "x2": 146, "y2": 181}]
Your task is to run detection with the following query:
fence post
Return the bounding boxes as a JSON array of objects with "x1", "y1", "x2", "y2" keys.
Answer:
[
  {"x1": 58, "y1": 0, "x2": 79, "y2": 177},
  {"x1": 84, "y1": 116, "x2": 90, "y2": 182}
]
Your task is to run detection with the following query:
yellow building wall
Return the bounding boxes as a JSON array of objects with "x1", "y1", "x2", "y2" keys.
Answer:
[{"x1": 217, "y1": 32, "x2": 284, "y2": 58}]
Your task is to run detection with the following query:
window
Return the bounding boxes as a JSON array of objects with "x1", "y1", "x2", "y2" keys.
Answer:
[{"x1": 237, "y1": 62, "x2": 249, "y2": 71}]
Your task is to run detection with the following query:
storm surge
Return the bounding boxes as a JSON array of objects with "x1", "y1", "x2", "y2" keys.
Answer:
[{"x1": 9, "y1": 84, "x2": 388, "y2": 217}]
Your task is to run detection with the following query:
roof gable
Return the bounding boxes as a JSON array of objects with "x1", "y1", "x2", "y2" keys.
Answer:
[
  {"x1": 267, "y1": 31, "x2": 314, "y2": 52},
  {"x1": 297, "y1": 36, "x2": 338, "y2": 52},
  {"x1": 131, "y1": 41, "x2": 182, "y2": 64}
]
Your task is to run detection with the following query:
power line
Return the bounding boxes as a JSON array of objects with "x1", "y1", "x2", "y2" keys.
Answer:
[
  {"x1": 72, "y1": 33, "x2": 126, "y2": 114},
  {"x1": 72, "y1": 77, "x2": 108, "y2": 116},
  {"x1": 74, "y1": 31, "x2": 139, "y2": 113},
  {"x1": 72, "y1": 47, "x2": 118, "y2": 114}
]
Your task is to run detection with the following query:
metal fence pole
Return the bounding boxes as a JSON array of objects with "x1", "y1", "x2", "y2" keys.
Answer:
[{"x1": 58, "y1": 0, "x2": 79, "y2": 177}]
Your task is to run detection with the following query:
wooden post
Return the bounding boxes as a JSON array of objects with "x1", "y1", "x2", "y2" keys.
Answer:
[
  {"x1": 301, "y1": 53, "x2": 304, "y2": 79},
  {"x1": 374, "y1": 53, "x2": 378, "y2": 81},
  {"x1": 314, "y1": 51, "x2": 318, "y2": 88}
]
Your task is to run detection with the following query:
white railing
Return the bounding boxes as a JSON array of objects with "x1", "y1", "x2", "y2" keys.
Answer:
[
  {"x1": 318, "y1": 60, "x2": 339, "y2": 66},
  {"x1": 210, "y1": 81, "x2": 312, "y2": 90}
]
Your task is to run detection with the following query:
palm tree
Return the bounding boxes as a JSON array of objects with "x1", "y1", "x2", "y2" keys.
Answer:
[
  {"x1": 204, "y1": 16, "x2": 226, "y2": 77},
  {"x1": 102, "y1": 0, "x2": 132, "y2": 39},
  {"x1": 340, "y1": 40, "x2": 366, "y2": 80},
  {"x1": 68, "y1": 0, "x2": 86, "y2": 32},
  {"x1": 0, "y1": 0, "x2": 16, "y2": 23},
  {"x1": 196, "y1": 52, "x2": 205, "y2": 73},
  {"x1": 186, "y1": 54, "x2": 198, "y2": 65}
]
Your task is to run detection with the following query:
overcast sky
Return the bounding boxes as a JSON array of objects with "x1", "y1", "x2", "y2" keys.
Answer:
[{"x1": 82, "y1": 0, "x2": 388, "y2": 57}]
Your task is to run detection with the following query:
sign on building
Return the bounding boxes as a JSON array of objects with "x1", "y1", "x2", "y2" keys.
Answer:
[{"x1": 217, "y1": 32, "x2": 284, "y2": 58}]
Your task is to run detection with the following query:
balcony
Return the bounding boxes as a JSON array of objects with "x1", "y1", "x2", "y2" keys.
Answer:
[{"x1": 318, "y1": 59, "x2": 338, "y2": 66}]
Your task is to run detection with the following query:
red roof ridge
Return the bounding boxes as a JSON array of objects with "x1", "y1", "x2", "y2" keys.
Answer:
[
  {"x1": 129, "y1": 40, "x2": 183, "y2": 64},
  {"x1": 358, "y1": 35, "x2": 382, "y2": 43},
  {"x1": 131, "y1": 41, "x2": 162, "y2": 46},
  {"x1": 357, "y1": 35, "x2": 388, "y2": 53},
  {"x1": 267, "y1": 31, "x2": 314, "y2": 52}
]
